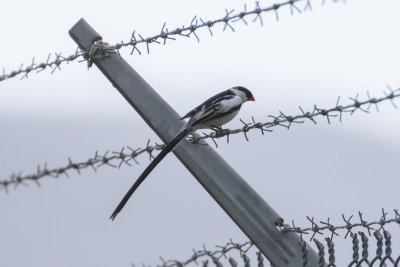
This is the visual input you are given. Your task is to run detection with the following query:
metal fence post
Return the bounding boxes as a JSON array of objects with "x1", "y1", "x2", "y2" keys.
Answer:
[{"x1": 69, "y1": 18, "x2": 319, "y2": 266}]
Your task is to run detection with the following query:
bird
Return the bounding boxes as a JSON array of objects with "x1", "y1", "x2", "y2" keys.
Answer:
[{"x1": 110, "y1": 86, "x2": 255, "y2": 220}]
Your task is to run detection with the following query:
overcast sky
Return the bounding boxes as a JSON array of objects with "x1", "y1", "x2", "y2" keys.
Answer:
[{"x1": 1, "y1": 0, "x2": 400, "y2": 266}]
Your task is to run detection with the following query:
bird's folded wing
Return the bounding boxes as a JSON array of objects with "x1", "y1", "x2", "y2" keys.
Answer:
[{"x1": 191, "y1": 95, "x2": 242, "y2": 126}]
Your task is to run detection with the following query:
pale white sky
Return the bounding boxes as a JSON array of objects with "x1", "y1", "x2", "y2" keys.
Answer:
[{"x1": 1, "y1": 0, "x2": 400, "y2": 266}]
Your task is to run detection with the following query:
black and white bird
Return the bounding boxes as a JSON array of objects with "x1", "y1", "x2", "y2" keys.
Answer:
[{"x1": 110, "y1": 86, "x2": 255, "y2": 220}]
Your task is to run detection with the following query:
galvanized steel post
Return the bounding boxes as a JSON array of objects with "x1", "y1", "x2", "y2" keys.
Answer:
[{"x1": 69, "y1": 18, "x2": 319, "y2": 266}]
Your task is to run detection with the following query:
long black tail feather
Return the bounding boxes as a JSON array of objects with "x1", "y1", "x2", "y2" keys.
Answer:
[{"x1": 110, "y1": 129, "x2": 190, "y2": 220}]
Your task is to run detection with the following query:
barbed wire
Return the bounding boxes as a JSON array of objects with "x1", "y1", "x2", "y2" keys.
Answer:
[
  {"x1": 0, "y1": 141, "x2": 165, "y2": 192},
  {"x1": 189, "y1": 86, "x2": 400, "y2": 145},
  {"x1": 137, "y1": 210, "x2": 400, "y2": 267},
  {"x1": 156, "y1": 240, "x2": 254, "y2": 267},
  {"x1": 278, "y1": 208, "x2": 400, "y2": 241},
  {"x1": 0, "y1": 87, "x2": 398, "y2": 191},
  {"x1": 0, "y1": 0, "x2": 342, "y2": 83}
]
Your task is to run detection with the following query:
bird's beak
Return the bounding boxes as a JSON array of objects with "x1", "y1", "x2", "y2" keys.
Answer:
[{"x1": 249, "y1": 96, "x2": 255, "y2": 101}]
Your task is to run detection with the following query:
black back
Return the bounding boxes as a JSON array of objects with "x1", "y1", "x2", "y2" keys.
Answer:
[{"x1": 180, "y1": 89, "x2": 235, "y2": 120}]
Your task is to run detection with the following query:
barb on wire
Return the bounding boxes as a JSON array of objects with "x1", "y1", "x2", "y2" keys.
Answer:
[
  {"x1": 1, "y1": 88, "x2": 399, "y2": 191},
  {"x1": 0, "y1": 0, "x2": 342, "y2": 82}
]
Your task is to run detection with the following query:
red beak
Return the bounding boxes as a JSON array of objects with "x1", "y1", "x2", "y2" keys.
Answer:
[{"x1": 249, "y1": 96, "x2": 255, "y2": 101}]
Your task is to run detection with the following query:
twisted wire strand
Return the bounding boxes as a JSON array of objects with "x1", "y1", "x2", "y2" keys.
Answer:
[
  {"x1": 0, "y1": 0, "x2": 341, "y2": 82},
  {"x1": 0, "y1": 88, "x2": 398, "y2": 191}
]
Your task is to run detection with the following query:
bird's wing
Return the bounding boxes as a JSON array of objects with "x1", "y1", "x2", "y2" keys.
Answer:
[
  {"x1": 180, "y1": 89, "x2": 232, "y2": 120},
  {"x1": 190, "y1": 95, "x2": 242, "y2": 127},
  {"x1": 180, "y1": 106, "x2": 199, "y2": 120},
  {"x1": 110, "y1": 128, "x2": 190, "y2": 220}
]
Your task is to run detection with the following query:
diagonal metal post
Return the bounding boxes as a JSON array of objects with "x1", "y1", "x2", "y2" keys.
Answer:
[{"x1": 69, "y1": 18, "x2": 320, "y2": 266}]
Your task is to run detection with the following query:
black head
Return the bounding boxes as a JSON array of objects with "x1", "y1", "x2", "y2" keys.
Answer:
[{"x1": 234, "y1": 86, "x2": 255, "y2": 101}]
